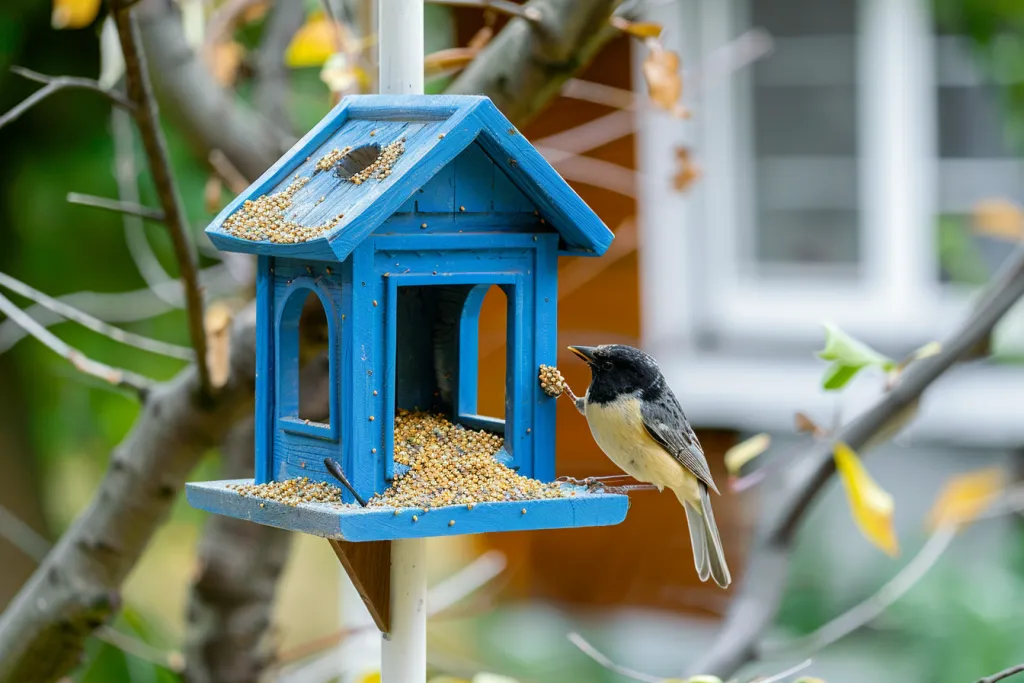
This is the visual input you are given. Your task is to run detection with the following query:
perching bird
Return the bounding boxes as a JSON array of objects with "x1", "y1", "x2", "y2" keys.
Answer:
[{"x1": 567, "y1": 344, "x2": 731, "y2": 588}]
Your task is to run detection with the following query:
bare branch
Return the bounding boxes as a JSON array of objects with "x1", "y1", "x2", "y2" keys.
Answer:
[
  {"x1": 567, "y1": 632, "x2": 665, "y2": 683},
  {"x1": 429, "y1": 0, "x2": 543, "y2": 22},
  {"x1": 254, "y1": 0, "x2": 306, "y2": 133},
  {"x1": 0, "y1": 265, "x2": 241, "y2": 355},
  {"x1": 0, "y1": 290, "x2": 153, "y2": 397},
  {"x1": 0, "y1": 272, "x2": 194, "y2": 361},
  {"x1": 979, "y1": 663, "x2": 1024, "y2": 683},
  {"x1": 695, "y1": 242, "x2": 1024, "y2": 679},
  {"x1": 136, "y1": 0, "x2": 294, "y2": 181},
  {"x1": 0, "y1": 305, "x2": 258, "y2": 682},
  {"x1": 110, "y1": 0, "x2": 212, "y2": 397},
  {"x1": 0, "y1": 504, "x2": 50, "y2": 563},
  {"x1": 0, "y1": 66, "x2": 134, "y2": 131},
  {"x1": 445, "y1": 0, "x2": 629, "y2": 127},
  {"x1": 208, "y1": 149, "x2": 251, "y2": 193},
  {"x1": 66, "y1": 192, "x2": 166, "y2": 222}
]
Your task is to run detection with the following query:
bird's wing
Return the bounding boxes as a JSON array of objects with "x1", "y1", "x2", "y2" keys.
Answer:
[{"x1": 640, "y1": 391, "x2": 719, "y2": 494}]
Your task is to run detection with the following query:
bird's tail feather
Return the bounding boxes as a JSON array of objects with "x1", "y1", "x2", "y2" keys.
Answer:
[
  {"x1": 683, "y1": 500, "x2": 711, "y2": 582},
  {"x1": 699, "y1": 483, "x2": 731, "y2": 588}
]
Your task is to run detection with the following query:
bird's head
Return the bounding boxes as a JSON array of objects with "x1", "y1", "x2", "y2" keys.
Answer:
[{"x1": 567, "y1": 344, "x2": 664, "y2": 403}]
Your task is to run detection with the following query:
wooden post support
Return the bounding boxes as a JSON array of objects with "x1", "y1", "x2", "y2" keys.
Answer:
[{"x1": 329, "y1": 539, "x2": 391, "y2": 634}]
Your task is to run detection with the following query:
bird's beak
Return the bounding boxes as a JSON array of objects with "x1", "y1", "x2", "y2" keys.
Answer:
[{"x1": 568, "y1": 345, "x2": 598, "y2": 366}]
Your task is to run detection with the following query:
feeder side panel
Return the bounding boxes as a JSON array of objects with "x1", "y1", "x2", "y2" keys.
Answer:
[
  {"x1": 532, "y1": 233, "x2": 560, "y2": 482},
  {"x1": 255, "y1": 254, "x2": 275, "y2": 484}
]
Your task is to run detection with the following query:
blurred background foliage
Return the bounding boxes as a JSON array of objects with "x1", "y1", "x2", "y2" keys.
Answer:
[{"x1": 2, "y1": 1, "x2": 1024, "y2": 682}]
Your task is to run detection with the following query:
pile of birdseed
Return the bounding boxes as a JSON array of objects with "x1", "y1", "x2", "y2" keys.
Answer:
[
  {"x1": 368, "y1": 410, "x2": 567, "y2": 509},
  {"x1": 228, "y1": 477, "x2": 344, "y2": 507},
  {"x1": 315, "y1": 145, "x2": 353, "y2": 172},
  {"x1": 221, "y1": 176, "x2": 345, "y2": 244},
  {"x1": 346, "y1": 138, "x2": 405, "y2": 185}
]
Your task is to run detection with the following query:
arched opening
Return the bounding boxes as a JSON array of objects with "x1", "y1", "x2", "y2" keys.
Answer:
[
  {"x1": 475, "y1": 285, "x2": 507, "y2": 421},
  {"x1": 297, "y1": 291, "x2": 331, "y2": 425}
]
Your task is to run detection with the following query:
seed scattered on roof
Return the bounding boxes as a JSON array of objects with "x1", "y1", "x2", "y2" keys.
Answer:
[
  {"x1": 228, "y1": 477, "x2": 344, "y2": 506},
  {"x1": 368, "y1": 410, "x2": 566, "y2": 510},
  {"x1": 221, "y1": 176, "x2": 345, "y2": 244},
  {"x1": 315, "y1": 146, "x2": 354, "y2": 173},
  {"x1": 346, "y1": 138, "x2": 406, "y2": 185}
]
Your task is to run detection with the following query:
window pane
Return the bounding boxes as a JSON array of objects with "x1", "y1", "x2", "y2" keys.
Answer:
[
  {"x1": 743, "y1": 0, "x2": 860, "y2": 268},
  {"x1": 934, "y1": 32, "x2": 1022, "y2": 285}
]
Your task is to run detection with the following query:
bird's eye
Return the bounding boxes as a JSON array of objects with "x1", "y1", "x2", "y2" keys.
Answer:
[{"x1": 602, "y1": 361, "x2": 613, "y2": 370}]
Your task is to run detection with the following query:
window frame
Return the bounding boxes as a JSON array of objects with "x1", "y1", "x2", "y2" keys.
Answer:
[
  {"x1": 275, "y1": 278, "x2": 340, "y2": 441},
  {"x1": 634, "y1": 0, "x2": 1024, "y2": 445}
]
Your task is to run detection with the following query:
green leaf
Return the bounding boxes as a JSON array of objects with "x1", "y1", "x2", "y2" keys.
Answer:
[{"x1": 816, "y1": 323, "x2": 895, "y2": 390}]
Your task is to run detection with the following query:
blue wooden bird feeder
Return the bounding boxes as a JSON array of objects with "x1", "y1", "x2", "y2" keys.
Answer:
[{"x1": 185, "y1": 94, "x2": 629, "y2": 548}]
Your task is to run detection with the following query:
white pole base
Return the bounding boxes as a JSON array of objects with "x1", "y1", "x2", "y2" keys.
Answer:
[{"x1": 381, "y1": 537, "x2": 428, "y2": 683}]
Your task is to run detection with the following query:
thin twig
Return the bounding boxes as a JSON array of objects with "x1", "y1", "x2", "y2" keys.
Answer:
[
  {"x1": 66, "y1": 192, "x2": 166, "y2": 221},
  {"x1": 978, "y1": 663, "x2": 1024, "y2": 683},
  {"x1": 0, "y1": 66, "x2": 134, "y2": 130},
  {"x1": 0, "y1": 504, "x2": 50, "y2": 563},
  {"x1": 0, "y1": 272, "x2": 195, "y2": 361},
  {"x1": 0, "y1": 290, "x2": 152, "y2": 397},
  {"x1": 96, "y1": 626, "x2": 186, "y2": 674},
  {"x1": 761, "y1": 526, "x2": 957, "y2": 658},
  {"x1": 567, "y1": 632, "x2": 665, "y2": 683},
  {"x1": 110, "y1": 0, "x2": 212, "y2": 397},
  {"x1": 208, "y1": 149, "x2": 251, "y2": 193},
  {"x1": 428, "y1": 0, "x2": 542, "y2": 22},
  {"x1": 755, "y1": 659, "x2": 813, "y2": 683}
]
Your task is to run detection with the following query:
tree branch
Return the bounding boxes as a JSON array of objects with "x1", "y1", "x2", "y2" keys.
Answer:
[
  {"x1": 0, "y1": 67, "x2": 134, "y2": 131},
  {"x1": 694, "y1": 242, "x2": 1024, "y2": 678},
  {"x1": 110, "y1": 0, "x2": 212, "y2": 398},
  {"x1": 0, "y1": 290, "x2": 153, "y2": 398},
  {"x1": 66, "y1": 192, "x2": 166, "y2": 222},
  {"x1": 136, "y1": 0, "x2": 295, "y2": 181},
  {"x1": 445, "y1": 0, "x2": 628, "y2": 127},
  {"x1": 253, "y1": 0, "x2": 306, "y2": 134},
  {"x1": 0, "y1": 304, "x2": 258, "y2": 683},
  {"x1": 0, "y1": 272, "x2": 194, "y2": 361},
  {"x1": 183, "y1": 417, "x2": 294, "y2": 683}
]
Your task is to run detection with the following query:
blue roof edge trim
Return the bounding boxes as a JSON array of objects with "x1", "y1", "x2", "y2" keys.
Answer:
[
  {"x1": 470, "y1": 99, "x2": 614, "y2": 257},
  {"x1": 203, "y1": 94, "x2": 613, "y2": 258}
]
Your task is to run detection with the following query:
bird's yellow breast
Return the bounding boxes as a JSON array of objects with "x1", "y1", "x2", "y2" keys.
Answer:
[{"x1": 584, "y1": 394, "x2": 696, "y2": 497}]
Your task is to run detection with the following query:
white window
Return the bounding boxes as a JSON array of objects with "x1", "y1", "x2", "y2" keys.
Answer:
[{"x1": 635, "y1": 0, "x2": 1024, "y2": 445}]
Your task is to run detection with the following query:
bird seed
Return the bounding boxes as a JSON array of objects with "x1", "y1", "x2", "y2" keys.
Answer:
[
  {"x1": 538, "y1": 364, "x2": 566, "y2": 398},
  {"x1": 228, "y1": 477, "x2": 344, "y2": 507}
]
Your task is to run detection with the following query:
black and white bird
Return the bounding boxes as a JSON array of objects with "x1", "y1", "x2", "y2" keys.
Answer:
[{"x1": 567, "y1": 344, "x2": 730, "y2": 588}]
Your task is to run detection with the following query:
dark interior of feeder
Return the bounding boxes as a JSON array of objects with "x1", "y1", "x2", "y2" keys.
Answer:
[
  {"x1": 394, "y1": 284, "x2": 508, "y2": 429},
  {"x1": 333, "y1": 143, "x2": 381, "y2": 179},
  {"x1": 297, "y1": 291, "x2": 331, "y2": 425}
]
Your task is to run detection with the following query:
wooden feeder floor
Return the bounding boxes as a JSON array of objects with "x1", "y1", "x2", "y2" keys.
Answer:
[{"x1": 185, "y1": 479, "x2": 629, "y2": 541}]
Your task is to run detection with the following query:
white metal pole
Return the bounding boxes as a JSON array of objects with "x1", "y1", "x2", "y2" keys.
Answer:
[
  {"x1": 378, "y1": 0, "x2": 424, "y2": 96},
  {"x1": 377, "y1": 1, "x2": 427, "y2": 681},
  {"x1": 381, "y1": 537, "x2": 428, "y2": 682}
]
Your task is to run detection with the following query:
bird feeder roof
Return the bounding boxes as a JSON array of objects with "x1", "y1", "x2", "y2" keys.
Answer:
[{"x1": 204, "y1": 95, "x2": 614, "y2": 261}]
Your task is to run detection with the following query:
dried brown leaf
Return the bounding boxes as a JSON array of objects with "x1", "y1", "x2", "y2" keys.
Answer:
[
  {"x1": 973, "y1": 198, "x2": 1024, "y2": 241},
  {"x1": 794, "y1": 411, "x2": 825, "y2": 437},
  {"x1": 206, "y1": 41, "x2": 245, "y2": 87},
  {"x1": 204, "y1": 175, "x2": 224, "y2": 214},
  {"x1": 467, "y1": 26, "x2": 494, "y2": 51},
  {"x1": 425, "y1": 47, "x2": 480, "y2": 77},
  {"x1": 609, "y1": 16, "x2": 664, "y2": 39},
  {"x1": 673, "y1": 147, "x2": 700, "y2": 191},
  {"x1": 205, "y1": 302, "x2": 234, "y2": 389},
  {"x1": 643, "y1": 42, "x2": 690, "y2": 118}
]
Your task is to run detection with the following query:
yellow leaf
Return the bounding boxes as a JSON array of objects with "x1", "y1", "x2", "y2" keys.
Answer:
[
  {"x1": 972, "y1": 197, "x2": 1024, "y2": 241},
  {"x1": 927, "y1": 467, "x2": 1006, "y2": 531},
  {"x1": 287, "y1": 14, "x2": 346, "y2": 68},
  {"x1": 52, "y1": 0, "x2": 101, "y2": 29},
  {"x1": 642, "y1": 42, "x2": 689, "y2": 118},
  {"x1": 205, "y1": 301, "x2": 235, "y2": 389},
  {"x1": 609, "y1": 16, "x2": 664, "y2": 39},
  {"x1": 356, "y1": 672, "x2": 381, "y2": 683},
  {"x1": 724, "y1": 433, "x2": 770, "y2": 476},
  {"x1": 320, "y1": 53, "x2": 369, "y2": 94},
  {"x1": 833, "y1": 442, "x2": 899, "y2": 557}
]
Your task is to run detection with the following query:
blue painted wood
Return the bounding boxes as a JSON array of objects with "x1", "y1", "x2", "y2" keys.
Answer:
[
  {"x1": 492, "y1": 161, "x2": 536, "y2": 213},
  {"x1": 273, "y1": 274, "x2": 340, "y2": 442},
  {"x1": 456, "y1": 284, "x2": 488, "y2": 418},
  {"x1": 415, "y1": 161, "x2": 455, "y2": 213},
  {"x1": 454, "y1": 143, "x2": 493, "y2": 213},
  {"x1": 255, "y1": 256, "x2": 275, "y2": 484},
  {"x1": 382, "y1": 274, "x2": 398, "y2": 482},
  {"x1": 532, "y1": 234, "x2": 559, "y2": 482},
  {"x1": 203, "y1": 94, "x2": 613, "y2": 258},
  {"x1": 185, "y1": 478, "x2": 630, "y2": 541}
]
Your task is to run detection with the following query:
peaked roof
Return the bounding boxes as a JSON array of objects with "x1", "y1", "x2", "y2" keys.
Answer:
[{"x1": 204, "y1": 95, "x2": 613, "y2": 261}]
